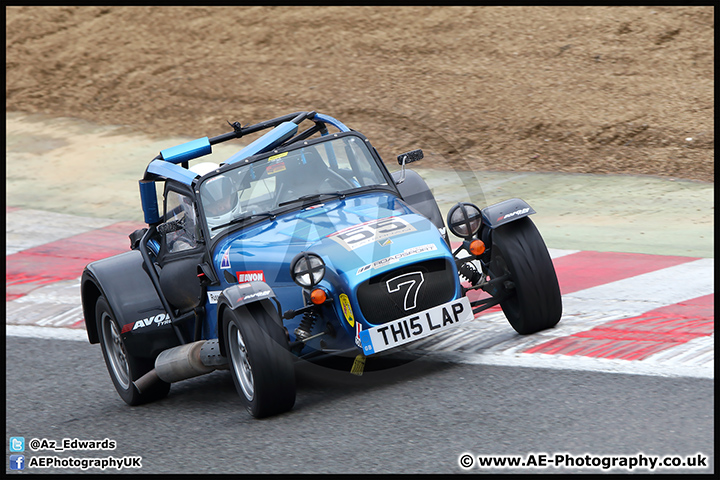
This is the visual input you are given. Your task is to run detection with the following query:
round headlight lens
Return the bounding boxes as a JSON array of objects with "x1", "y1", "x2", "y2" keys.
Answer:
[
  {"x1": 447, "y1": 202, "x2": 483, "y2": 238},
  {"x1": 291, "y1": 253, "x2": 325, "y2": 288}
]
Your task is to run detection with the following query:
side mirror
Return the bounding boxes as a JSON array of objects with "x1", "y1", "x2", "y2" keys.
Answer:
[
  {"x1": 395, "y1": 149, "x2": 424, "y2": 185},
  {"x1": 397, "y1": 149, "x2": 424, "y2": 165}
]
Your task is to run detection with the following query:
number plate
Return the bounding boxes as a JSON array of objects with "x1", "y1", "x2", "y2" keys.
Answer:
[{"x1": 359, "y1": 296, "x2": 473, "y2": 355}]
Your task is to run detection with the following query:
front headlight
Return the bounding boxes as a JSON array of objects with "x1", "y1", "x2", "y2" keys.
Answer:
[
  {"x1": 447, "y1": 202, "x2": 483, "y2": 238},
  {"x1": 290, "y1": 252, "x2": 325, "y2": 288}
]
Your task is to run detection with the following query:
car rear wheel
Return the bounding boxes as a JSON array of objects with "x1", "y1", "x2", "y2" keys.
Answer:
[
  {"x1": 96, "y1": 296, "x2": 170, "y2": 405},
  {"x1": 487, "y1": 217, "x2": 562, "y2": 334},
  {"x1": 224, "y1": 303, "x2": 296, "y2": 418}
]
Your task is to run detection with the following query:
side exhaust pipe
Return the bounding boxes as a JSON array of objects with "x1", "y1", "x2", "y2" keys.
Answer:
[{"x1": 133, "y1": 339, "x2": 228, "y2": 393}]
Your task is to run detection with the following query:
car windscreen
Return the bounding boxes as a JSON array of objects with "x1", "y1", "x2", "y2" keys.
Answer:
[{"x1": 198, "y1": 135, "x2": 389, "y2": 238}]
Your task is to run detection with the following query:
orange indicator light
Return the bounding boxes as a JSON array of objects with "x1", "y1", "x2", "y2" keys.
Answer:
[
  {"x1": 469, "y1": 239, "x2": 486, "y2": 256},
  {"x1": 310, "y1": 288, "x2": 327, "y2": 305}
]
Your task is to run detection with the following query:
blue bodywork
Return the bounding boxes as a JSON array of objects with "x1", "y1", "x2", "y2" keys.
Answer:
[
  {"x1": 79, "y1": 110, "x2": 555, "y2": 417},
  {"x1": 127, "y1": 111, "x2": 473, "y2": 360},
  {"x1": 205, "y1": 191, "x2": 458, "y2": 354}
]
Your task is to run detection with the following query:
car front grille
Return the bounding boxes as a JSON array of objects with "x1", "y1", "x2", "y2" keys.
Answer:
[{"x1": 356, "y1": 258, "x2": 457, "y2": 325}]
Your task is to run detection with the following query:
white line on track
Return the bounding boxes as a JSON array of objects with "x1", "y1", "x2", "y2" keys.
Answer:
[
  {"x1": 407, "y1": 258, "x2": 714, "y2": 379},
  {"x1": 422, "y1": 347, "x2": 714, "y2": 379},
  {"x1": 5, "y1": 250, "x2": 714, "y2": 379},
  {"x1": 562, "y1": 258, "x2": 714, "y2": 316},
  {"x1": 7, "y1": 324, "x2": 89, "y2": 342},
  {"x1": 5, "y1": 208, "x2": 119, "y2": 255}
]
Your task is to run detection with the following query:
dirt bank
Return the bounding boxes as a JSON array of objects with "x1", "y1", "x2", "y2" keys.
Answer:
[{"x1": 6, "y1": 6, "x2": 714, "y2": 180}]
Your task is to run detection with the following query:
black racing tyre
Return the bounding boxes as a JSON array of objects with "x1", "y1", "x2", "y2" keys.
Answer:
[
  {"x1": 487, "y1": 217, "x2": 562, "y2": 334},
  {"x1": 223, "y1": 303, "x2": 296, "y2": 418},
  {"x1": 96, "y1": 296, "x2": 170, "y2": 406}
]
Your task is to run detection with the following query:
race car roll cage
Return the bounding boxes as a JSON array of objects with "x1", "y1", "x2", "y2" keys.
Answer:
[
  {"x1": 139, "y1": 111, "x2": 349, "y2": 225},
  {"x1": 134, "y1": 110, "x2": 523, "y2": 347},
  {"x1": 135, "y1": 111, "x2": 360, "y2": 345}
]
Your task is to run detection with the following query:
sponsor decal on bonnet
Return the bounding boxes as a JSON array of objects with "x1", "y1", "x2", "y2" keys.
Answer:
[{"x1": 356, "y1": 244, "x2": 437, "y2": 275}]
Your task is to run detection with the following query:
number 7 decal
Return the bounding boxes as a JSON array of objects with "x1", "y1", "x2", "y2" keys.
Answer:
[{"x1": 386, "y1": 271, "x2": 424, "y2": 311}]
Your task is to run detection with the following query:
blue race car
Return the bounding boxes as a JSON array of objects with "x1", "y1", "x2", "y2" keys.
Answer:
[{"x1": 81, "y1": 111, "x2": 562, "y2": 418}]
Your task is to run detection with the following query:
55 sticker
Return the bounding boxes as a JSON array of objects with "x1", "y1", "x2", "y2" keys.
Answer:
[{"x1": 328, "y1": 217, "x2": 415, "y2": 251}]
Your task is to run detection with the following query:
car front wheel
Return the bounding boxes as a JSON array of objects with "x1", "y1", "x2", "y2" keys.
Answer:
[
  {"x1": 223, "y1": 303, "x2": 295, "y2": 418},
  {"x1": 487, "y1": 217, "x2": 562, "y2": 334}
]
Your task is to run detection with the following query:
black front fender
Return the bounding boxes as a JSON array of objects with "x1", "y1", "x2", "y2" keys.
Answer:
[
  {"x1": 217, "y1": 281, "x2": 276, "y2": 311},
  {"x1": 216, "y1": 281, "x2": 282, "y2": 357},
  {"x1": 481, "y1": 198, "x2": 536, "y2": 229}
]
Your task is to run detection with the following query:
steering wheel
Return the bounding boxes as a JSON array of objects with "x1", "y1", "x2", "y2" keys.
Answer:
[
  {"x1": 319, "y1": 169, "x2": 355, "y2": 190},
  {"x1": 273, "y1": 169, "x2": 356, "y2": 209}
]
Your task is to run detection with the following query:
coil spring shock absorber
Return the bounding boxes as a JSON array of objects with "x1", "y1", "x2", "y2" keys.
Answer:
[
  {"x1": 459, "y1": 261, "x2": 483, "y2": 286},
  {"x1": 294, "y1": 310, "x2": 319, "y2": 341}
]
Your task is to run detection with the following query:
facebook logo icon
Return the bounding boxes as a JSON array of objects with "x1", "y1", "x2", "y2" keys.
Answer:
[
  {"x1": 10, "y1": 454, "x2": 25, "y2": 470},
  {"x1": 9, "y1": 437, "x2": 25, "y2": 452}
]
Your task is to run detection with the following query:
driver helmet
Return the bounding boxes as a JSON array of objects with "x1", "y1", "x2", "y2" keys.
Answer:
[
  {"x1": 200, "y1": 174, "x2": 239, "y2": 226},
  {"x1": 189, "y1": 161, "x2": 219, "y2": 177}
]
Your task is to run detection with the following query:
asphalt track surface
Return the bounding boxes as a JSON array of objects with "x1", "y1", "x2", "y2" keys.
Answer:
[
  {"x1": 5, "y1": 113, "x2": 715, "y2": 474},
  {"x1": 6, "y1": 336, "x2": 714, "y2": 474}
]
